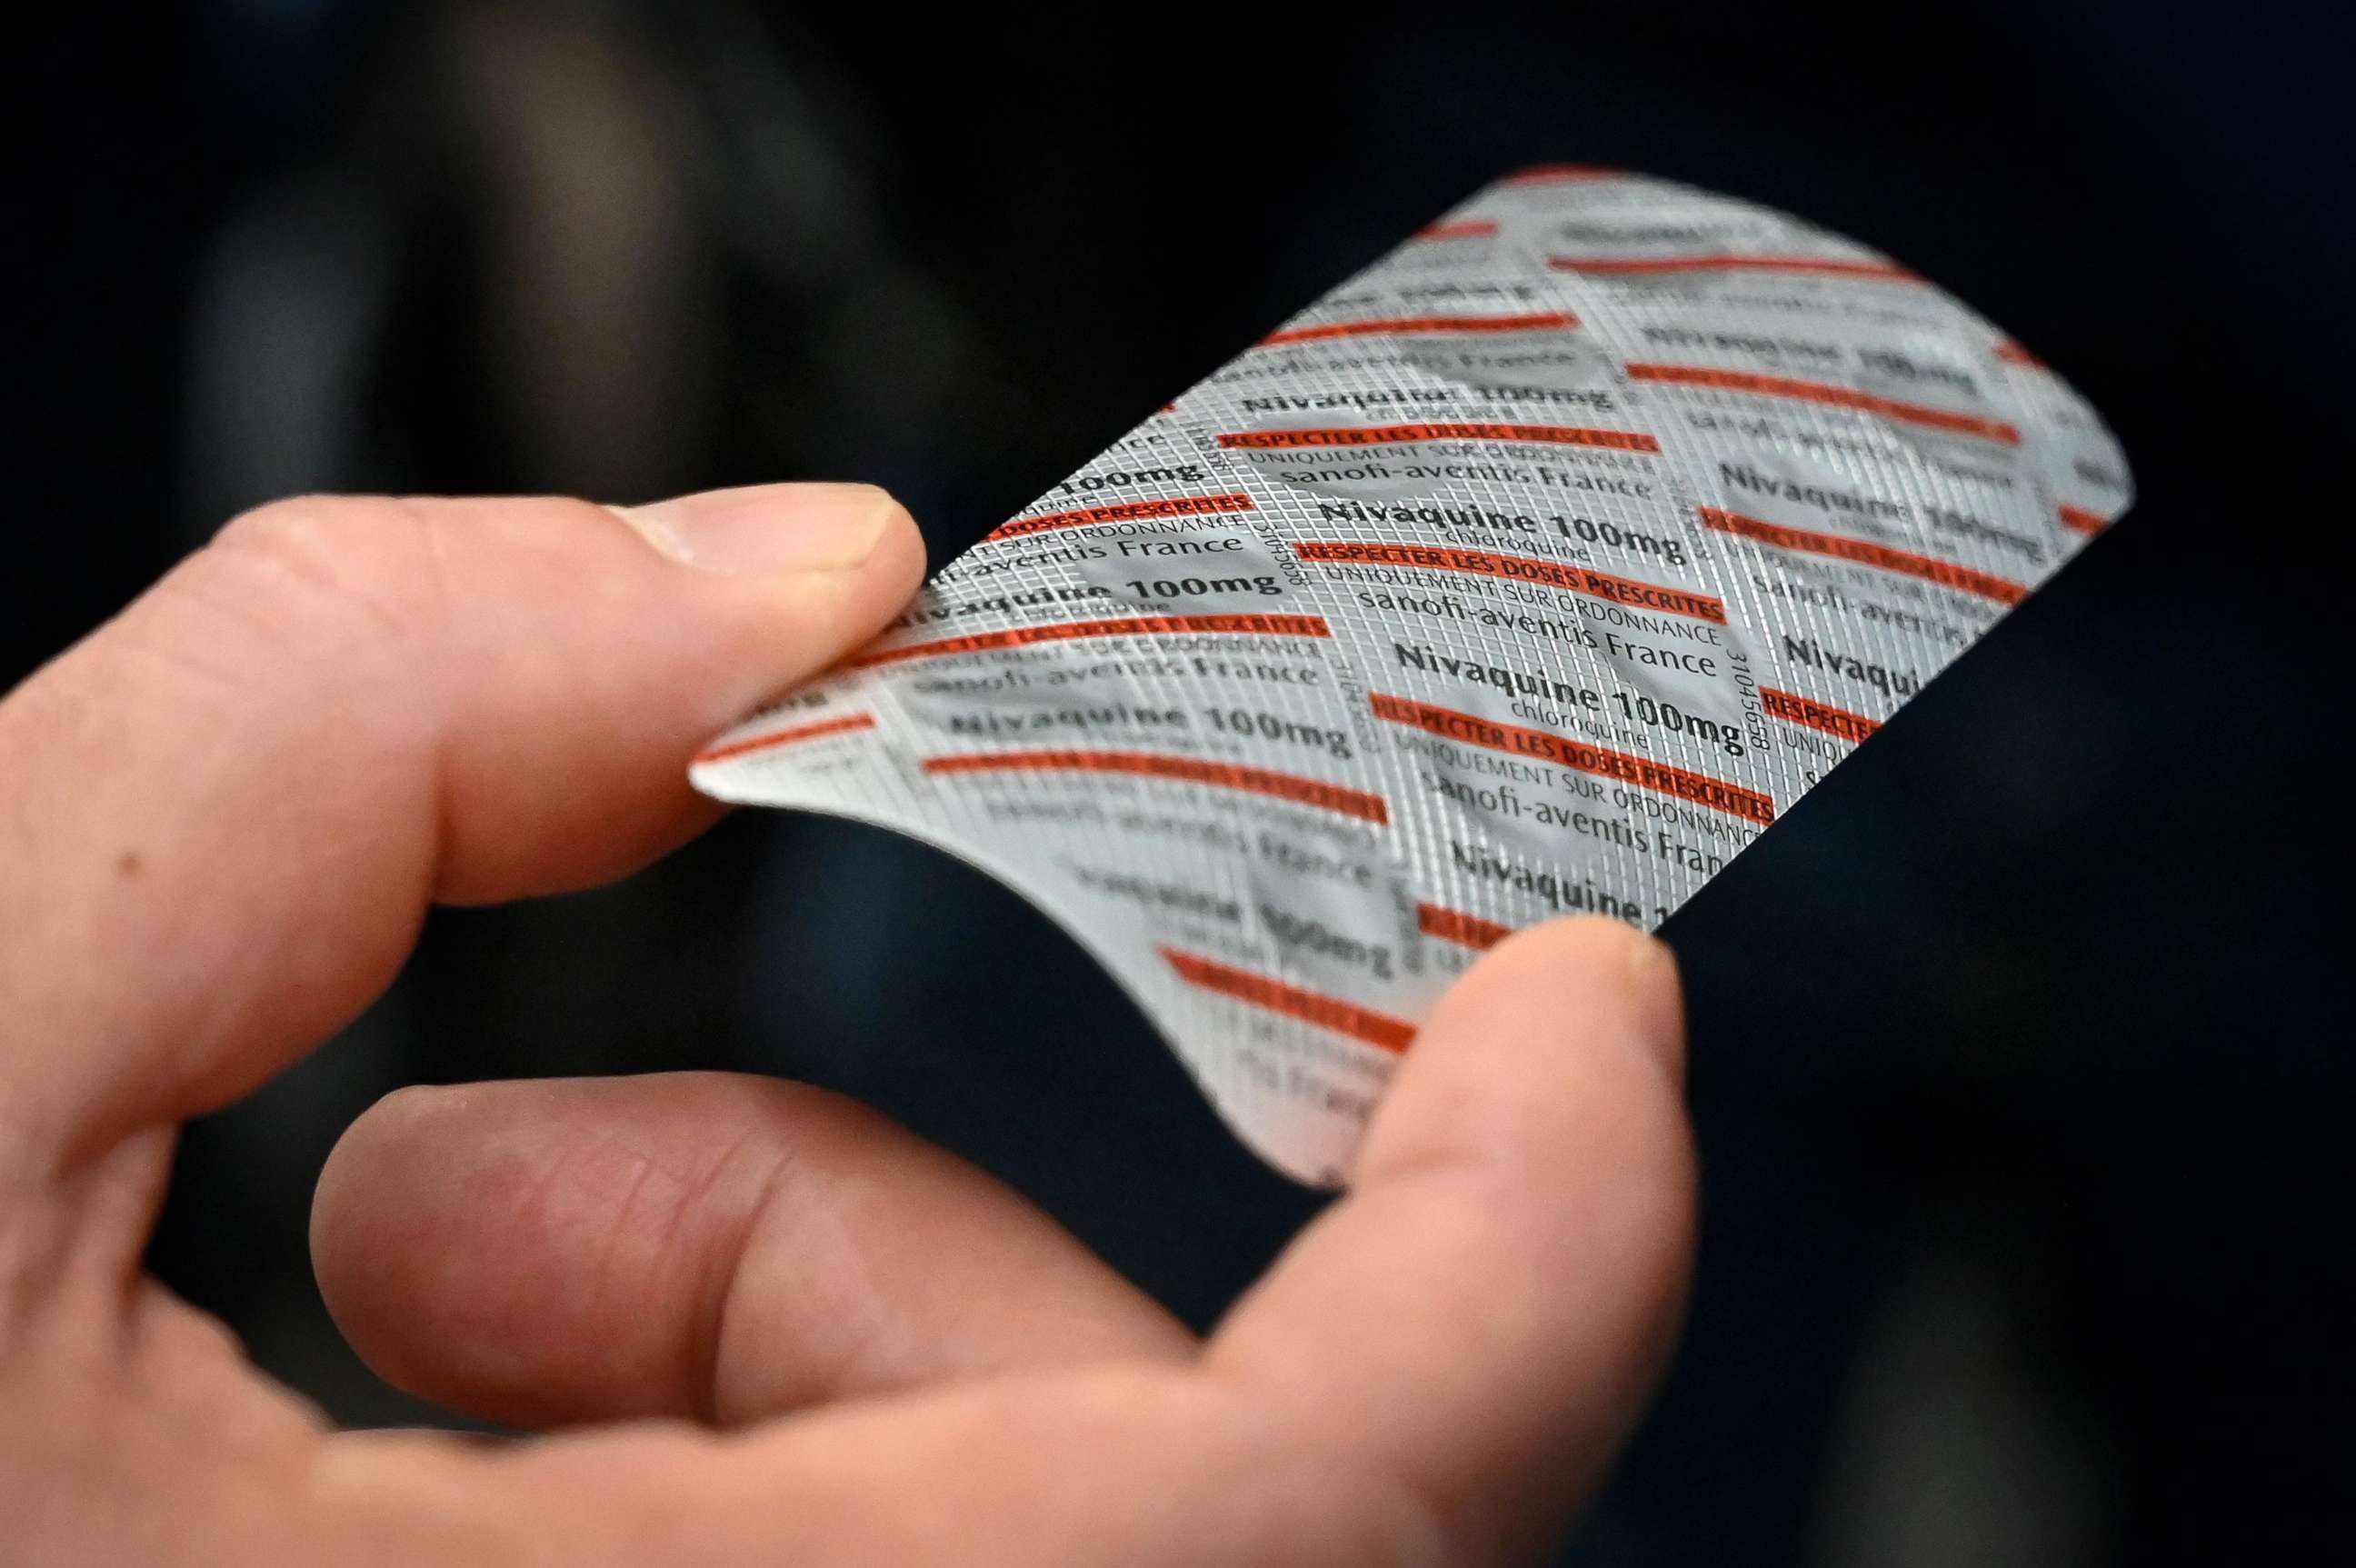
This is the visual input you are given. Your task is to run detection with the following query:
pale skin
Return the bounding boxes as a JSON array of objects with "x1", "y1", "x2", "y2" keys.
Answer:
[{"x1": 0, "y1": 483, "x2": 1695, "y2": 1565}]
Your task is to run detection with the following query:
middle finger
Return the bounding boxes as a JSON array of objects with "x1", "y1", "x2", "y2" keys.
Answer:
[{"x1": 310, "y1": 1072, "x2": 1195, "y2": 1428}]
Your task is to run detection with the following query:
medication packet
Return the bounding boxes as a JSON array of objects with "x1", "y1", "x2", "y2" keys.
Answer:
[{"x1": 694, "y1": 167, "x2": 2132, "y2": 1186}]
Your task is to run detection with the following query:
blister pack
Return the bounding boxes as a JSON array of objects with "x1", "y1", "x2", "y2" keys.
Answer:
[{"x1": 694, "y1": 167, "x2": 2131, "y2": 1186}]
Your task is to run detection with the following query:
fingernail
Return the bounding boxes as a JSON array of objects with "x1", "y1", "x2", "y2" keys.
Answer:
[{"x1": 612, "y1": 483, "x2": 905, "y2": 575}]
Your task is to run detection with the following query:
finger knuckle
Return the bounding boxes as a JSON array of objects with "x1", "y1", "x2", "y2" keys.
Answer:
[{"x1": 205, "y1": 495, "x2": 437, "y2": 645}]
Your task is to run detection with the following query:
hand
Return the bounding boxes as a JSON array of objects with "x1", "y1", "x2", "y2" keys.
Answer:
[{"x1": 0, "y1": 485, "x2": 1693, "y2": 1565}]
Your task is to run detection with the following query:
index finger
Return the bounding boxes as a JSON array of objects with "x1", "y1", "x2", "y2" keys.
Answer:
[
  {"x1": 1207, "y1": 917, "x2": 1695, "y2": 1564},
  {"x1": 0, "y1": 486, "x2": 922, "y2": 1183}
]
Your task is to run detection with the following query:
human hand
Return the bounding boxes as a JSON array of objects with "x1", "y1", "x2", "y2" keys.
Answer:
[{"x1": 0, "y1": 485, "x2": 1693, "y2": 1565}]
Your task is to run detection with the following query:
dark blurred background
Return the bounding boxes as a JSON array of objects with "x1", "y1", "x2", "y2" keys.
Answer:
[{"x1": 8, "y1": 3, "x2": 2351, "y2": 1563}]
